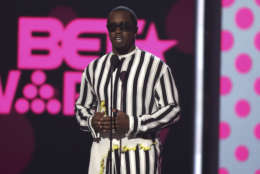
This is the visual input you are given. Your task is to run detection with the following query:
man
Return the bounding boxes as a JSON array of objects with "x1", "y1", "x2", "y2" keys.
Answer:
[{"x1": 75, "y1": 6, "x2": 180, "y2": 174}]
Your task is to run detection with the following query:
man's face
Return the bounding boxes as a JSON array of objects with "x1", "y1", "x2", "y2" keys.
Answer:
[{"x1": 107, "y1": 10, "x2": 136, "y2": 55}]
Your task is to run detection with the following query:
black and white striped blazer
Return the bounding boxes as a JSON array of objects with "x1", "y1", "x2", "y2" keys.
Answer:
[{"x1": 75, "y1": 47, "x2": 180, "y2": 138}]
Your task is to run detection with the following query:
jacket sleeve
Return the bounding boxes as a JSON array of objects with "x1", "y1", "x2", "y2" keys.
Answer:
[
  {"x1": 127, "y1": 66, "x2": 181, "y2": 136},
  {"x1": 75, "y1": 67, "x2": 98, "y2": 138}
]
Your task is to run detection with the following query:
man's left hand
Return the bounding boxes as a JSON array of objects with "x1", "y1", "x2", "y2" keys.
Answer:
[{"x1": 115, "y1": 110, "x2": 129, "y2": 134}]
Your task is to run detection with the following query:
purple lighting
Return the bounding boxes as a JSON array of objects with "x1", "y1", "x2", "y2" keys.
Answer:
[
  {"x1": 48, "y1": 5, "x2": 77, "y2": 26},
  {"x1": 0, "y1": 116, "x2": 34, "y2": 174},
  {"x1": 165, "y1": 0, "x2": 194, "y2": 54}
]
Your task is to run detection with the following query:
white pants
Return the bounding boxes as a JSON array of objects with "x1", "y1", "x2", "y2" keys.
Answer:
[{"x1": 88, "y1": 137, "x2": 160, "y2": 174}]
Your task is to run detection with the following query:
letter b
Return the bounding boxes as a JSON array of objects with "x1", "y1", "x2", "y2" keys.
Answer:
[{"x1": 18, "y1": 17, "x2": 63, "y2": 70}]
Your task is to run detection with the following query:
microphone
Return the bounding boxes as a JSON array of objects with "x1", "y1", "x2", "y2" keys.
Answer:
[
  {"x1": 108, "y1": 54, "x2": 121, "y2": 174},
  {"x1": 119, "y1": 71, "x2": 128, "y2": 111},
  {"x1": 119, "y1": 71, "x2": 128, "y2": 85},
  {"x1": 110, "y1": 55, "x2": 121, "y2": 72},
  {"x1": 118, "y1": 71, "x2": 128, "y2": 174},
  {"x1": 110, "y1": 54, "x2": 121, "y2": 118}
]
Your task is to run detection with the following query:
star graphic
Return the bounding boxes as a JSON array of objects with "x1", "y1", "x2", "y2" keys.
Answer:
[{"x1": 136, "y1": 23, "x2": 178, "y2": 61}]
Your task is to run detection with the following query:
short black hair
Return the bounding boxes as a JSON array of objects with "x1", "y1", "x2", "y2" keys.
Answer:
[{"x1": 107, "y1": 6, "x2": 138, "y2": 27}]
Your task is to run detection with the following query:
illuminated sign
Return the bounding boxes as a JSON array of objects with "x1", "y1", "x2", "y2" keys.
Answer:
[{"x1": 0, "y1": 17, "x2": 177, "y2": 116}]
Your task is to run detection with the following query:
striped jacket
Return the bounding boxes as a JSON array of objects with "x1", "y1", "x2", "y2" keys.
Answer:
[{"x1": 75, "y1": 47, "x2": 180, "y2": 139}]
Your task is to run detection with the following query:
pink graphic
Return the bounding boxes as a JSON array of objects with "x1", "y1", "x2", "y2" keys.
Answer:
[
  {"x1": 235, "y1": 145, "x2": 249, "y2": 162},
  {"x1": 18, "y1": 18, "x2": 64, "y2": 70},
  {"x1": 0, "y1": 116, "x2": 34, "y2": 174},
  {"x1": 219, "y1": 168, "x2": 229, "y2": 174},
  {"x1": 63, "y1": 19, "x2": 106, "y2": 69},
  {"x1": 0, "y1": 71, "x2": 21, "y2": 114},
  {"x1": 39, "y1": 84, "x2": 54, "y2": 99},
  {"x1": 254, "y1": 123, "x2": 260, "y2": 140},
  {"x1": 219, "y1": 1, "x2": 260, "y2": 172},
  {"x1": 254, "y1": 32, "x2": 260, "y2": 51},
  {"x1": 255, "y1": 169, "x2": 260, "y2": 174},
  {"x1": 235, "y1": 8, "x2": 254, "y2": 29},
  {"x1": 235, "y1": 99, "x2": 250, "y2": 118},
  {"x1": 255, "y1": 0, "x2": 260, "y2": 6},
  {"x1": 136, "y1": 20, "x2": 146, "y2": 35},
  {"x1": 219, "y1": 121, "x2": 231, "y2": 139},
  {"x1": 23, "y1": 84, "x2": 37, "y2": 99},
  {"x1": 31, "y1": 98, "x2": 45, "y2": 114},
  {"x1": 31, "y1": 71, "x2": 46, "y2": 85},
  {"x1": 18, "y1": 17, "x2": 174, "y2": 70},
  {"x1": 47, "y1": 99, "x2": 61, "y2": 115},
  {"x1": 136, "y1": 23, "x2": 178, "y2": 60},
  {"x1": 235, "y1": 53, "x2": 252, "y2": 74},
  {"x1": 254, "y1": 77, "x2": 260, "y2": 95},
  {"x1": 15, "y1": 98, "x2": 29, "y2": 114},
  {"x1": 221, "y1": 30, "x2": 234, "y2": 51},
  {"x1": 220, "y1": 76, "x2": 232, "y2": 96},
  {"x1": 222, "y1": 0, "x2": 235, "y2": 7},
  {"x1": 63, "y1": 72, "x2": 81, "y2": 116}
]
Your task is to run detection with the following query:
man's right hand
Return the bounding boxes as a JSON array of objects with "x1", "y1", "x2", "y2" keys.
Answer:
[
  {"x1": 92, "y1": 112, "x2": 105, "y2": 132},
  {"x1": 92, "y1": 112, "x2": 116, "y2": 133}
]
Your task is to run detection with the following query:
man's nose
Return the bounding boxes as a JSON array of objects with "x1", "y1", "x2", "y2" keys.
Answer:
[{"x1": 115, "y1": 26, "x2": 122, "y2": 33}]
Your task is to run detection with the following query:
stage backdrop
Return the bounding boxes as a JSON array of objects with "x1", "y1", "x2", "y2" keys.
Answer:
[
  {"x1": 219, "y1": 0, "x2": 260, "y2": 174},
  {"x1": 1, "y1": 0, "x2": 195, "y2": 174}
]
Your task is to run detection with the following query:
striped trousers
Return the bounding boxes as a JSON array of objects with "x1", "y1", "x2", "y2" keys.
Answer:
[{"x1": 88, "y1": 137, "x2": 161, "y2": 174}]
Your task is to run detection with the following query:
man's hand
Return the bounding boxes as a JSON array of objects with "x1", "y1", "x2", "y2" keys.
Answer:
[
  {"x1": 92, "y1": 110, "x2": 129, "y2": 135},
  {"x1": 98, "y1": 116, "x2": 116, "y2": 133},
  {"x1": 92, "y1": 112, "x2": 105, "y2": 132},
  {"x1": 92, "y1": 112, "x2": 115, "y2": 133},
  {"x1": 115, "y1": 111, "x2": 129, "y2": 134}
]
